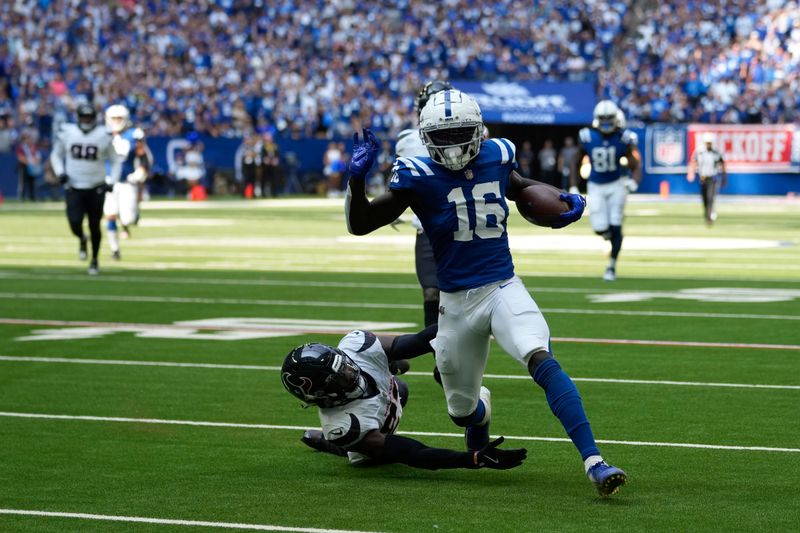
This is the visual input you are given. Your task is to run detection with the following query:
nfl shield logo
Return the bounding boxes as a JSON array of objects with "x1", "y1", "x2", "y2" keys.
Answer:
[
  {"x1": 464, "y1": 169, "x2": 473, "y2": 180},
  {"x1": 653, "y1": 128, "x2": 685, "y2": 166}
]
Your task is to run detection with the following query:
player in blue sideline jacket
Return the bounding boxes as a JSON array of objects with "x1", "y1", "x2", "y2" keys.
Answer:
[
  {"x1": 569, "y1": 100, "x2": 641, "y2": 281},
  {"x1": 345, "y1": 89, "x2": 627, "y2": 496}
]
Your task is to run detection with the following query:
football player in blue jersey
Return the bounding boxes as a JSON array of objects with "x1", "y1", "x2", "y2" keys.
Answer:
[
  {"x1": 345, "y1": 89, "x2": 627, "y2": 496},
  {"x1": 569, "y1": 100, "x2": 641, "y2": 281}
]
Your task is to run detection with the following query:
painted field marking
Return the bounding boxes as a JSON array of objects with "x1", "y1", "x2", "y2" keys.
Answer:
[
  {"x1": 2, "y1": 288, "x2": 800, "y2": 322},
  {"x1": 0, "y1": 509, "x2": 382, "y2": 533},
  {"x1": 2, "y1": 317, "x2": 799, "y2": 350},
  {"x1": 2, "y1": 355, "x2": 799, "y2": 392},
  {"x1": 0, "y1": 411, "x2": 797, "y2": 453}
]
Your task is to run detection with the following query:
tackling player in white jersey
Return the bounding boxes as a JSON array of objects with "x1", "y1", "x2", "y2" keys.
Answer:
[
  {"x1": 104, "y1": 104, "x2": 153, "y2": 259},
  {"x1": 281, "y1": 325, "x2": 527, "y2": 471},
  {"x1": 50, "y1": 104, "x2": 120, "y2": 275}
]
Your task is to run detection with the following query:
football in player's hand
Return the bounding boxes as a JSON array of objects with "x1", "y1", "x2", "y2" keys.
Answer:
[{"x1": 515, "y1": 183, "x2": 569, "y2": 227}]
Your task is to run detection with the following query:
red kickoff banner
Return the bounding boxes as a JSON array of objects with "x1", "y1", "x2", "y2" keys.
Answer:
[{"x1": 687, "y1": 124, "x2": 798, "y2": 173}]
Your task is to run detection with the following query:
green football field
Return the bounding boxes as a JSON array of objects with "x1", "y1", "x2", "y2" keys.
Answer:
[{"x1": 0, "y1": 195, "x2": 799, "y2": 532}]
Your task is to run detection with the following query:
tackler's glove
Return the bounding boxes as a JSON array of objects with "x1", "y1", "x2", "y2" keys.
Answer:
[
  {"x1": 348, "y1": 128, "x2": 380, "y2": 181},
  {"x1": 99, "y1": 182, "x2": 114, "y2": 194},
  {"x1": 551, "y1": 193, "x2": 586, "y2": 229},
  {"x1": 624, "y1": 177, "x2": 639, "y2": 193},
  {"x1": 58, "y1": 174, "x2": 69, "y2": 185},
  {"x1": 471, "y1": 437, "x2": 527, "y2": 470}
]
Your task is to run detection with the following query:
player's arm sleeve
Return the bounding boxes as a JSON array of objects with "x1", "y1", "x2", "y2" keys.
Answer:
[
  {"x1": 49, "y1": 133, "x2": 65, "y2": 176},
  {"x1": 379, "y1": 324, "x2": 437, "y2": 362},
  {"x1": 350, "y1": 431, "x2": 474, "y2": 470},
  {"x1": 345, "y1": 179, "x2": 410, "y2": 235},
  {"x1": 106, "y1": 141, "x2": 122, "y2": 184}
]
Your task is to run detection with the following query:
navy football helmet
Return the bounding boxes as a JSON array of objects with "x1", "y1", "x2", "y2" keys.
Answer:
[
  {"x1": 76, "y1": 103, "x2": 97, "y2": 133},
  {"x1": 281, "y1": 343, "x2": 367, "y2": 408},
  {"x1": 415, "y1": 80, "x2": 453, "y2": 116}
]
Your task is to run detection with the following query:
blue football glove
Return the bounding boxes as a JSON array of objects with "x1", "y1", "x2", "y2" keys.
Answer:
[
  {"x1": 348, "y1": 128, "x2": 380, "y2": 181},
  {"x1": 551, "y1": 193, "x2": 586, "y2": 229}
]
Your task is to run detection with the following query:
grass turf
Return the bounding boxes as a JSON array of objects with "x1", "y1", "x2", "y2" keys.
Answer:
[{"x1": 0, "y1": 196, "x2": 799, "y2": 531}]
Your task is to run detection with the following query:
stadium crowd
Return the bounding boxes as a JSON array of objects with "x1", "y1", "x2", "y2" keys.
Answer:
[
  {"x1": 1, "y1": 0, "x2": 631, "y2": 144},
  {"x1": 603, "y1": 0, "x2": 800, "y2": 124},
  {"x1": 1, "y1": 0, "x2": 799, "y2": 149}
]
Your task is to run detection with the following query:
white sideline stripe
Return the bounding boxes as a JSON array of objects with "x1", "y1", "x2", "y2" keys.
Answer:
[
  {"x1": 0, "y1": 509, "x2": 381, "y2": 533},
  {"x1": 1, "y1": 317, "x2": 798, "y2": 350},
  {"x1": 0, "y1": 292, "x2": 419, "y2": 310},
  {"x1": 0, "y1": 411, "x2": 797, "y2": 453},
  {"x1": 2, "y1": 356, "x2": 799, "y2": 391},
  {"x1": 2, "y1": 291, "x2": 799, "y2": 322},
  {"x1": 6, "y1": 269, "x2": 800, "y2": 286}
]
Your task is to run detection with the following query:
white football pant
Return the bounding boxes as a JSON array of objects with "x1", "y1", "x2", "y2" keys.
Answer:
[
  {"x1": 431, "y1": 276, "x2": 550, "y2": 419},
  {"x1": 587, "y1": 178, "x2": 627, "y2": 232},
  {"x1": 103, "y1": 182, "x2": 139, "y2": 226}
]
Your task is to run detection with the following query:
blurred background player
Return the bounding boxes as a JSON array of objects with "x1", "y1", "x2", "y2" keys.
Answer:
[
  {"x1": 50, "y1": 103, "x2": 120, "y2": 275},
  {"x1": 395, "y1": 80, "x2": 452, "y2": 382},
  {"x1": 281, "y1": 326, "x2": 527, "y2": 471},
  {"x1": 103, "y1": 105, "x2": 153, "y2": 259},
  {"x1": 570, "y1": 100, "x2": 641, "y2": 282},
  {"x1": 687, "y1": 132, "x2": 727, "y2": 226}
]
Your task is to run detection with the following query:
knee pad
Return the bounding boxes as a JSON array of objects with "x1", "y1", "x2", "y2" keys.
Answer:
[{"x1": 527, "y1": 350, "x2": 554, "y2": 377}]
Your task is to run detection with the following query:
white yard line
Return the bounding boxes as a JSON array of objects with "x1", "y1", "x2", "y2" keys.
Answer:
[
  {"x1": 1, "y1": 355, "x2": 798, "y2": 391},
  {"x1": 0, "y1": 509, "x2": 383, "y2": 533},
  {"x1": 0, "y1": 411, "x2": 797, "y2": 453}
]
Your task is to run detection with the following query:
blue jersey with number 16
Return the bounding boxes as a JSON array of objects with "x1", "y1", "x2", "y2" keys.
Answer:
[
  {"x1": 578, "y1": 127, "x2": 637, "y2": 184},
  {"x1": 388, "y1": 138, "x2": 516, "y2": 292}
]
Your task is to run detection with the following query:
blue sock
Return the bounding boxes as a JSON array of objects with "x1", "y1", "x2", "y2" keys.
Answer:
[
  {"x1": 107, "y1": 219, "x2": 117, "y2": 231},
  {"x1": 450, "y1": 399, "x2": 486, "y2": 427},
  {"x1": 532, "y1": 358, "x2": 600, "y2": 460}
]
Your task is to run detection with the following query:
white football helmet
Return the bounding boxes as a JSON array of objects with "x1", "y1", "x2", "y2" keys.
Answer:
[
  {"x1": 592, "y1": 100, "x2": 621, "y2": 134},
  {"x1": 105, "y1": 104, "x2": 130, "y2": 134},
  {"x1": 419, "y1": 89, "x2": 484, "y2": 171},
  {"x1": 701, "y1": 132, "x2": 716, "y2": 145}
]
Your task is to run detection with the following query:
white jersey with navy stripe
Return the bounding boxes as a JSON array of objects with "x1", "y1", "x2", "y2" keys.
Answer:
[
  {"x1": 318, "y1": 330, "x2": 403, "y2": 448},
  {"x1": 389, "y1": 138, "x2": 517, "y2": 292},
  {"x1": 50, "y1": 124, "x2": 120, "y2": 189}
]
